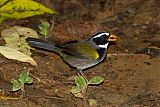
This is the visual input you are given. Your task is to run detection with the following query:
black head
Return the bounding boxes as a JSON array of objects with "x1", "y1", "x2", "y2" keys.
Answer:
[{"x1": 89, "y1": 32, "x2": 110, "y2": 48}]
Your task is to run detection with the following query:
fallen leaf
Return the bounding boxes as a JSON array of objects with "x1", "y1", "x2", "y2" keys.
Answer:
[
  {"x1": 1, "y1": 26, "x2": 38, "y2": 56},
  {"x1": 88, "y1": 99, "x2": 97, "y2": 107},
  {"x1": 70, "y1": 86, "x2": 83, "y2": 98},
  {"x1": 0, "y1": 46, "x2": 37, "y2": 66},
  {"x1": 72, "y1": 92, "x2": 83, "y2": 99},
  {"x1": 70, "y1": 86, "x2": 81, "y2": 94}
]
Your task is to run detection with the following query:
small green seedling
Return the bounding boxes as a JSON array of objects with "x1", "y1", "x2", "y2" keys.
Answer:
[
  {"x1": 11, "y1": 69, "x2": 33, "y2": 92},
  {"x1": 39, "y1": 20, "x2": 50, "y2": 38},
  {"x1": 71, "y1": 76, "x2": 104, "y2": 98},
  {"x1": 71, "y1": 76, "x2": 104, "y2": 106}
]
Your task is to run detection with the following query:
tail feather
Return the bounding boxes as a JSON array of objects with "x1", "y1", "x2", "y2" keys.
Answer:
[{"x1": 26, "y1": 37, "x2": 59, "y2": 52}]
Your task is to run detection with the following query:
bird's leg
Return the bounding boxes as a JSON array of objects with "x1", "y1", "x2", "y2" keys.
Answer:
[
  {"x1": 76, "y1": 70, "x2": 89, "y2": 107},
  {"x1": 77, "y1": 70, "x2": 82, "y2": 77},
  {"x1": 76, "y1": 70, "x2": 88, "y2": 83}
]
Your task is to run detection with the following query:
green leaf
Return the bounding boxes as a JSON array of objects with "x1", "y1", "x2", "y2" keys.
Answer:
[
  {"x1": 39, "y1": 20, "x2": 50, "y2": 37},
  {"x1": 19, "y1": 70, "x2": 33, "y2": 84},
  {"x1": 75, "y1": 76, "x2": 87, "y2": 90},
  {"x1": 11, "y1": 79, "x2": 22, "y2": 91},
  {"x1": 0, "y1": 0, "x2": 8, "y2": 6},
  {"x1": 88, "y1": 76, "x2": 104, "y2": 85},
  {"x1": 0, "y1": 0, "x2": 57, "y2": 22},
  {"x1": 25, "y1": 76, "x2": 33, "y2": 84},
  {"x1": 10, "y1": 69, "x2": 33, "y2": 92}
]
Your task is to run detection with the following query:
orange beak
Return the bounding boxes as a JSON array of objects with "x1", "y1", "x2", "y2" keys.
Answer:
[{"x1": 108, "y1": 34, "x2": 118, "y2": 42}]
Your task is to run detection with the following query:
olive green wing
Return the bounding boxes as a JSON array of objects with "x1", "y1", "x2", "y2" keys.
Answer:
[{"x1": 60, "y1": 42, "x2": 99, "y2": 59}]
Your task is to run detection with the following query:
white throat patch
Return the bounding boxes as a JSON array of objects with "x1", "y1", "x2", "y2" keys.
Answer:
[
  {"x1": 92, "y1": 32, "x2": 110, "y2": 39},
  {"x1": 98, "y1": 43, "x2": 109, "y2": 48}
]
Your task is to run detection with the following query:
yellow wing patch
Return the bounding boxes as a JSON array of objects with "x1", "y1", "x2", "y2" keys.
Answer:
[
  {"x1": 94, "y1": 52, "x2": 100, "y2": 59},
  {"x1": 76, "y1": 43, "x2": 99, "y2": 59}
]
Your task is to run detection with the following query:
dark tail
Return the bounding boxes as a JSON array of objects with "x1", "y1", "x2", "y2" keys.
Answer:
[{"x1": 26, "y1": 37, "x2": 59, "y2": 52}]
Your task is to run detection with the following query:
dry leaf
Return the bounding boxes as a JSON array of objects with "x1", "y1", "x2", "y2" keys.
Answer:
[
  {"x1": 0, "y1": 46, "x2": 37, "y2": 66},
  {"x1": 1, "y1": 26, "x2": 38, "y2": 56},
  {"x1": 72, "y1": 92, "x2": 83, "y2": 99},
  {"x1": 88, "y1": 99, "x2": 97, "y2": 107},
  {"x1": 70, "y1": 86, "x2": 83, "y2": 98}
]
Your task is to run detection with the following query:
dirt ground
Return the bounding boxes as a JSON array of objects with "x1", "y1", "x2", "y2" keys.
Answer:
[{"x1": 0, "y1": 0, "x2": 160, "y2": 107}]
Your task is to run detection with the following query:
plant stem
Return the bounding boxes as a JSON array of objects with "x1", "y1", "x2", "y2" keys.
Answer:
[
  {"x1": 18, "y1": 85, "x2": 25, "y2": 107},
  {"x1": 81, "y1": 83, "x2": 90, "y2": 107}
]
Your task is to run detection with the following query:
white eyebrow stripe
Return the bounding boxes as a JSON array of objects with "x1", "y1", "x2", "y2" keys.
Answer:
[
  {"x1": 98, "y1": 43, "x2": 109, "y2": 48},
  {"x1": 92, "y1": 32, "x2": 110, "y2": 38}
]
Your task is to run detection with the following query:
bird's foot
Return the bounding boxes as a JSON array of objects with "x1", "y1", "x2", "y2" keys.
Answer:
[{"x1": 77, "y1": 70, "x2": 88, "y2": 83}]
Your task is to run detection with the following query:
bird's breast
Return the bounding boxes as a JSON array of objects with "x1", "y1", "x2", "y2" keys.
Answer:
[{"x1": 97, "y1": 48, "x2": 107, "y2": 60}]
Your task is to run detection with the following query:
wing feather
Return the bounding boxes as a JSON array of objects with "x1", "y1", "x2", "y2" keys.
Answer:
[{"x1": 60, "y1": 42, "x2": 99, "y2": 59}]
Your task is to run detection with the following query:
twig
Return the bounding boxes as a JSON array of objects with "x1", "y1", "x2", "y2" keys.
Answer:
[{"x1": 108, "y1": 53, "x2": 147, "y2": 57}]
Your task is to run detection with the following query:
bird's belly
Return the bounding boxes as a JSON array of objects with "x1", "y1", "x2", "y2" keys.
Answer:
[{"x1": 62, "y1": 55, "x2": 101, "y2": 70}]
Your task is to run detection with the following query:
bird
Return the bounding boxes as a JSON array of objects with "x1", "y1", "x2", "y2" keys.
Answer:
[{"x1": 26, "y1": 32, "x2": 117, "y2": 76}]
